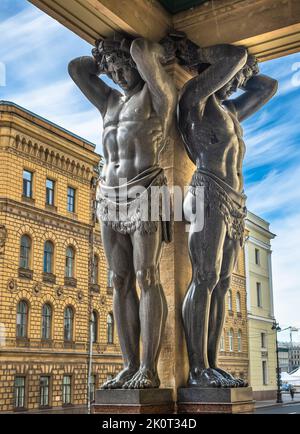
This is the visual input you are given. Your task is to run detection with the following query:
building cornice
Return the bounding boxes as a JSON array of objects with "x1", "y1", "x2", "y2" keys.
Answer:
[
  {"x1": 247, "y1": 314, "x2": 275, "y2": 323},
  {"x1": 0, "y1": 102, "x2": 101, "y2": 169},
  {"x1": 232, "y1": 274, "x2": 246, "y2": 285},
  {"x1": 0, "y1": 198, "x2": 94, "y2": 238},
  {"x1": 1, "y1": 143, "x2": 93, "y2": 185},
  {"x1": 245, "y1": 219, "x2": 276, "y2": 240},
  {"x1": 246, "y1": 236, "x2": 272, "y2": 252},
  {"x1": 0, "y1": 100, "x2": 96, "y2": 150},
  {"x1": 0, "y1": 349, "x2": 122, "y2": 359}
]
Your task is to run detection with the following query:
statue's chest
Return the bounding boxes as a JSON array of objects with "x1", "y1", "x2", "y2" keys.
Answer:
[
  {"x1": 204, "y1": 99, "x2": 243, "y2": 138},
  {"x1": 105, "y1": 89, "x2": 152, "y2": 125}
]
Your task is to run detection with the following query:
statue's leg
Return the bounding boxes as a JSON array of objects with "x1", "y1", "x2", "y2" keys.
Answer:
[
  {"x1": 207, "y1": 236, "x2": 247, "y2": 386},
  {"x1": 100, "y1": 224, "x2": 140, "y2": 389},
  {"x1": 123, "y1": 224, "x2": 166, "y2": 389},
  {"x1": 182, "y1": 192, "x2": 227, "y2": 387}
]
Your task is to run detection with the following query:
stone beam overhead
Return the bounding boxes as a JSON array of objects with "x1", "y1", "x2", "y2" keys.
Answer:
[
  {"x1": 29, "y1": 0, "x2": 300, "y2": 61},
  {"x1": 174, "y1": 0, "x2": 300, "y2": 61},
  {"x1": 28, "y1": 0, "x2": 171, "y2": 44}
]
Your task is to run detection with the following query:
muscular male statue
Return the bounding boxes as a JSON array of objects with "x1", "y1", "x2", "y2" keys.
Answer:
[
  {"x1": 178, "y1": 43, "x2": 277, "y2": 387},
  {"x1": 69, "y1": 37, "x2": 176, "y2": 389}
]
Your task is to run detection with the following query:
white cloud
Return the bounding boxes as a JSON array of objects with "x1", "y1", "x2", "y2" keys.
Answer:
[
  {"x1": 245, "y1": 146, "x2": 300, "y2": 334},
  {"x1": 244, "y1": 123, "x2": 300, "y2": 169},
  {"x1": 271, "y1": 213, "x2": 300, "y2": 331},
  {"x1": 0, "y1": 7, "x2": 59, "y2": 63},
  {"x1": 246, "y1": 165, "x2": 300, "y2": 216},
  {"x1": 6, "y1": 78, "x2": 103, "y2": 150},
  {"x1": 0, "y1": 4, "x2": 102, "y2": 151}
]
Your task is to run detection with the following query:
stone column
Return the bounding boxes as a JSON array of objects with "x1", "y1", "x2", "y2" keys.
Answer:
[{"x1": 157, "y1": 62, "x2": 194, "y2": 395}]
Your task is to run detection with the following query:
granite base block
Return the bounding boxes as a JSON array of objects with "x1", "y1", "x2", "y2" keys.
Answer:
[
  {"x1": 93, "y1": 388, "x2": 174, "y2": 414},
  {"x1": 177, "y1": 387, "x2": 255, "y2": 414}
]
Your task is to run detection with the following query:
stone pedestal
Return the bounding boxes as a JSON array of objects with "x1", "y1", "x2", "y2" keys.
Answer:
[
  {"x1": 93, "y1": 389, "x2": 174, "y2": 414},
  {"x1": 177, "y1": 387, "x2": 255, "y2": 414}
]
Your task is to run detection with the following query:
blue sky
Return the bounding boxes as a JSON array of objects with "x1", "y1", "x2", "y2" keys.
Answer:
[{"x1": 1, "y1": 0, "x2": 300, "y2": 342}]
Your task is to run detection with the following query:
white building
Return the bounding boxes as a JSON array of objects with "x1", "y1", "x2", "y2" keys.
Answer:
[{"x1": 245, "y1": 211, "x2": 277, "y2": 400}]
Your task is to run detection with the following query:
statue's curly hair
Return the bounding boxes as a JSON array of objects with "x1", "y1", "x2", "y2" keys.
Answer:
[
  {"x1": 92, "y1": 37, "x2": 137, "y2": 72},
  {"x1": 241, "y1": 52, "x2": 259, "y2": 84}
]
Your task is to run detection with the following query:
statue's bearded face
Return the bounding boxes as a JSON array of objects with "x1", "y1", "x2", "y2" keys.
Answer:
[
  {"x1": 216, "y1": 57, "x2": 259, "y2": 101},
  {"x1": 217, "y1": 70, "x2": 246, "y2": 100},
  {"x1": 106, "y1": 59, "x2": 141, "y2": 91}
]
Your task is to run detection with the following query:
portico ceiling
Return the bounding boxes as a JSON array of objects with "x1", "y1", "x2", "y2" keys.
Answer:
[
  {"x1": 158, "y1": 0, "x2": 208, "y2": 14},
  {"x1": 28, "y1": 0, "x2": 300, "y2": 61}
]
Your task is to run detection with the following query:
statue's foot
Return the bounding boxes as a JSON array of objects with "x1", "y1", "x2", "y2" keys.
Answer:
[
  {"x1": 188, "y1": 368, "x2": 227, "y2": 388},
  {"x1": 213, "y1": 368, "x2": 248, "y2": 388},
  {"x1": 122, "y1": 368, "x2": 160, "y2": 389},
  {"x1": 101, "y1": 367, "x2": 138, "y2": 389}
]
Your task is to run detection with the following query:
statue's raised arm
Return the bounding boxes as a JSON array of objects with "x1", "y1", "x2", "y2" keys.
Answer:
[
  {"x1": 178, "y1": 44, "x2": 248, "y2": 110},
  {"x1": 130, "y1": 38, "x2": 177, "y2": 139},
  {"x1": 68, "y1": 50, "x2": 120, "y2": 118},
  {"x1": 224, "y1": 64, "x2": 278, "y2": 121}
]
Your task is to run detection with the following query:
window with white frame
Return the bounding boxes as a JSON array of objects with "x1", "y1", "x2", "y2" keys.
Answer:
[
  {"x1": 62, "y1": 375, "x2": 72, "y2": 404},
  {"x1": 40, "y1": 376, "x2": 50, "y2": 407},
  {"x1": 228, "y1": 329, "x2": 234, "y2": 352},
  {"x1": 14, "y1": 376, "x2": 26, "y2": 409},
  {"x1": 236, "y1": 292, "x2": 241, "y2": 313},
  {"x1": 256, "y1": 282, "x2": 262, "y2": 307},
  {"x1": 238, "y1": 330, "x2": 242, "y2": 352},
  {"x1": 262, "y1": 360, "x2": 268, "y2": 385},
  {"x1": 228, "y1": 289, "x2": 233, "y2": 311}
]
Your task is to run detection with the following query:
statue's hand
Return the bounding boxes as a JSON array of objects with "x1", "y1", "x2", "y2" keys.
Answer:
[
  {"x1": 177, "y1": 39, "x2": 200, "y2": 67},
  {"x1": 160, "y1": 36, "x2": 178, "y2": 63}
]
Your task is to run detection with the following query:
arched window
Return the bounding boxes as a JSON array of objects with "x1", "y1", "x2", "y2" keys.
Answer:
[
  {"x1": 43, "y1": 241, "x2": 54, "y2": 274},
  {"x1": 92, "y1": 255, "x2": 99, "y2": 284},
  {"x1": 42, "y1": 304, "x2": 52, "y2": 340},
  {"x1": 16, "y1": 300, "x2": 28, "y2": 338},
  {"x1": 107, "y1": 269, "x2": 113, "y2": 288},
  {"x1": 236, "y1": 292, "x2": 241, "y2": 313},
  {"x1": 238, "y1": 329, "x2": 242, "y2": 352},
  {"x1": 20, "y1": 235, "x2": 31, "y2": 269},
  {"x1": 228, "y1": 328, "x2": 234, "y2": 352},
  {"x1": 91, "y1": 311, "x2": 98, "y2": 343},
  {"x1": 219, "y1": 333, "x2": 225, "y2": 352},
  {"x1": 107, "y1": 313, "x2": 114, "y2": 344},
  {"x1": 64, "y1": 306, "x2": 74, "y2": 341},
  {"x1": 228, "y1": 289, "x2": 233, "y2": 311},
  {"x1": 65, "y1": 246, "x2": 75, "y2": 278}
]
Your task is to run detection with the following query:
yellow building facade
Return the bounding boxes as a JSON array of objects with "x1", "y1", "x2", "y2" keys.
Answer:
[
  {"x1": 218, "y1": 247, "x2": 249, "y2": 382},
  {"x1": 0, "y1": 100, "x2": 250, "y2": 412},
  {"x1": 0, "y1": 101, "x2": 122, "y2": 413},
  {"x1": 245, "y1": 211, "x2": 277, "y2": 400}
]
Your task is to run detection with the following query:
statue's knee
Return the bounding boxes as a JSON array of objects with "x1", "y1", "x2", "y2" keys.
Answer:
[
  {"x1": 195, "y1": 269, "x2": 219, "y2": 292},
  {"x1": 112, "y1": 272, "x2": 135, "y2": 296},
  {"x1": 218, "y1": 276, "x2": 231, "y2": 294},
  {"x1": 136, "y1": 267, "x2": 159, "y2": 292},
  {"x1": 112, "y1": 272, "x2": 126, "y2": 292}
]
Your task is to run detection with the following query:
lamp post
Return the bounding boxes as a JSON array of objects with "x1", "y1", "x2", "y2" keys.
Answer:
[{"x1": 272, "y1": 320, "x2": 282, "y2": 404}]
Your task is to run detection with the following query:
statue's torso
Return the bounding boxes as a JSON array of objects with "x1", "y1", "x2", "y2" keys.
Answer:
[
  {"x1": 102, "y1": 83, "x2": 163, "y2": 186},
  {"x1": 180, "y1": 94, "x2": 245, "y2": 192}
]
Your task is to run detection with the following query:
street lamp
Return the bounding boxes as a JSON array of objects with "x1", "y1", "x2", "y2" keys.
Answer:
[{"x1": 272, "y1": 320, "x2": 282, "y2": 404}]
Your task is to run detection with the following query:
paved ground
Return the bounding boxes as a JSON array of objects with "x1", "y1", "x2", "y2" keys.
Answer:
[
  {"x1": 255, "y1": 402, "x2": 300, "y2": 414},
  {"x1": 255, "y1": 393, "x2": 300, "y2": 413}
]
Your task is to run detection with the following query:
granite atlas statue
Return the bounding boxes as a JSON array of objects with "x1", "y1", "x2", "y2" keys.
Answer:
[
  {"x1": 176, "y1": 39, "x2": 278, "y2": 388},
  {"x1": 68, "y1": 36, "x2": 176, "y2": 389}
]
